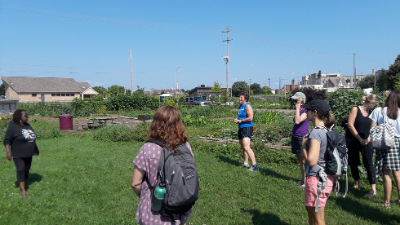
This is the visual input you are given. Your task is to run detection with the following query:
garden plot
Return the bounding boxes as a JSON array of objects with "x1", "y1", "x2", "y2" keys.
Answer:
[{"x1": 201, "y1": 110, "x2": 294, "y2": 149}]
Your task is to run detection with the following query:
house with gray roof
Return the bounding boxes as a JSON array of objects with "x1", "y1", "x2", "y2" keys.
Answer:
[
  {"x1": 1, "y1": 76, "x2": 98, "y2": 102},
  {"x1": 299, "y1": 72, "x2": 368, "y2": 92}
]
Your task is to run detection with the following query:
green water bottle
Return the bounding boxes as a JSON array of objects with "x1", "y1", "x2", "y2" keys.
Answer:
[{"x1": 151, "y1": 183, "x2": 166, "y2": 212}]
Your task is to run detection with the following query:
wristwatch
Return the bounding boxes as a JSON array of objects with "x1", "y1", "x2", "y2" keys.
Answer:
[{"x1": 239, "y1": 120, "x2": 242, "y2": 123}]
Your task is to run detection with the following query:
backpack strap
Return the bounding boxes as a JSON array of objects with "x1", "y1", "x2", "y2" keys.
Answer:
[
  {"x1": 382, "y1": 107, "x2": 388, "y2": 124},
  {"x1": 146, "y1": 139, "x2": 164, "y2": 146},
  {"x1": 315, "y1": 168, "x2": 328, "y2": 212},
  {"x1": 144, "y1": 139, "x2": 167, "y2": 188}
]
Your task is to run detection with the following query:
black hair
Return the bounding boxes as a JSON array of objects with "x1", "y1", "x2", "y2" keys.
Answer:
[
  {"x1": 13, "y1": 109, "x2": 26, "y2": 124},
  {"x1": 240, "y1": 92, "x2": 249, "y2": 102}
]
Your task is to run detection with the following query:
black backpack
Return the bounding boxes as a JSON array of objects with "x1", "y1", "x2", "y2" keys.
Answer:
[{"x1": 146, "y1": 139, "x2": 199, "y2": 218}]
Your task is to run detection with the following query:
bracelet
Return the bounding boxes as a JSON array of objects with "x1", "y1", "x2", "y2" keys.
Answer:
[{"x1": 239, "y1": 120, "x2": 242, "y2": 123}]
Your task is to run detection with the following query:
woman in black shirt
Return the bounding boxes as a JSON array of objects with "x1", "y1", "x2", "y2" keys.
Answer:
[
  {"x1": 4, "y1": 109, "x2": 38, "y2": 197},
  {"x1": 347, "y1": 95, "x2": 379, "y2": 196}
]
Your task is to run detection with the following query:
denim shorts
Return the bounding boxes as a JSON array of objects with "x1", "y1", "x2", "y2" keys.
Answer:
[{"x1": 291, "y1": 136, "x2": 304, "y2": 157}]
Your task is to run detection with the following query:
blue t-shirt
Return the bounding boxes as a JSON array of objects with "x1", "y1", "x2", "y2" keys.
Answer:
[{"x1": 238, "y1": 103, "x2": 253, "y2": 129}]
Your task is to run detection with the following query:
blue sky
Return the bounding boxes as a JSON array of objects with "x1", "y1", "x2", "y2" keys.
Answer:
[{"x1": 1, "y1": 0, "x2": 399, "y2": 91}]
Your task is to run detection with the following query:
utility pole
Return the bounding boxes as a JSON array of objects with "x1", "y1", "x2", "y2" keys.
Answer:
[
  {"x1": 279, "y1": 78, "x2": 281, "y2": 95},
  {"x1": 373, "y1": 69, "x2": 376, "y2": 89},
  {"x1": 130, "y1": 50, "x2": 133, "y2": 95},
  {"x1": 268, "y1": 78, "x2": 271, "y2": 89},
  {"x1": 249, "y1": 79, "x2": 251, "y2": 96},
  {"x1": 222, "y1": 26, "x2": 232, "y2": 97},
  {"x1": 353, "y1": 53, "x2": 356, "y2": 90}
]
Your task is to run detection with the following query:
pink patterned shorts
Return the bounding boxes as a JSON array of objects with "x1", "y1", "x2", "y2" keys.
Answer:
[{"x1": 304, "y1": 176, "x2": 334, "y2": 207}]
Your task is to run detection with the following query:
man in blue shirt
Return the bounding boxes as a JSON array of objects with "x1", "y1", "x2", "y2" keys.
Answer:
[{"x1": 234, "y1": 92, "x2": 259, "y2": 171}]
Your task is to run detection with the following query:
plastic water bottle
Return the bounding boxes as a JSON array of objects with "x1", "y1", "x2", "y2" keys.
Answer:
[{"x1": 151, "y1": 183, "x2": 166, "y2": 211}]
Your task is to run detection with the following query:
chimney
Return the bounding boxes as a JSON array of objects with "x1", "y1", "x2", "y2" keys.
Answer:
[{"x1": 291, "y1": 79, "x2": 295, "y2": 91}]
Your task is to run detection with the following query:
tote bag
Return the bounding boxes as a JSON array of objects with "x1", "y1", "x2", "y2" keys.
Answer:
[{"x1": 370, "y1": 108, "x2": 396, "y2": 150}]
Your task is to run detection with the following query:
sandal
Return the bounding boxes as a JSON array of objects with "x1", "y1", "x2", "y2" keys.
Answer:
[{"x1": 376, "y1": 202, "x2": 390, "y2": 208}]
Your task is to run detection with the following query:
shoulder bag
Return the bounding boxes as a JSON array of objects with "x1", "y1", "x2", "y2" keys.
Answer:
[{"x1": 370, "y1": 108, "x2": 396, "y2": 150}]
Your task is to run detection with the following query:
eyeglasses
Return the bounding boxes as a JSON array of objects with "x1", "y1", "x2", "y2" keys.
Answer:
[{"x1": 22, "y1": 114, "x2": 29, "y2": 118}]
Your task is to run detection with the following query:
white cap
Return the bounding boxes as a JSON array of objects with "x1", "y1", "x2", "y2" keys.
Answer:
[{"x1": 290, "y1": 92, "x2": 306, "y2": 99}]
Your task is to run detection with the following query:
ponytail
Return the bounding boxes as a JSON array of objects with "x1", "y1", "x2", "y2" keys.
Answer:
[
  {"x1": 324, "y1": 113, "x2": 335, "y2": 129},
  {"x1": 316, "y1": 112, "x2": 335, "y2": 129}
]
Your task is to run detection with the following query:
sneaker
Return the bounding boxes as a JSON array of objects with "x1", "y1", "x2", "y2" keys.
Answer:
[
  {"x1": 248, "y1": 164, "x2": 259, "y2": 171},
  {"x1": 240, "y1": 163, "x2": 250, "y2": 168}
]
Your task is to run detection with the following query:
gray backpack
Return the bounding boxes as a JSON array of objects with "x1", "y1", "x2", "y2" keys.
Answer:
[
  {"x1": 313, "y1": 126, "x2": 348, "y2": 212},
  {"x1": 146, "y1": 139, "x2": 199, "y2": 218}
]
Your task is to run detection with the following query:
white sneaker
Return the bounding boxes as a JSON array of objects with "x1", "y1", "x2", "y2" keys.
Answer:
[{"x1": 240, "y1": 163, "x2": 250, "y2": 168}]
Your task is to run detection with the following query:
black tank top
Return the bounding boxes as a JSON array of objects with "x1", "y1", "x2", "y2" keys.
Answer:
[{"x1": 353, "y1": 106, "x2": 372, "y2": 139}]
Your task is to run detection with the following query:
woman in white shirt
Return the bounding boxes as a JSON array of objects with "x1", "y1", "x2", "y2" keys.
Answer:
[{"x1": 369, "y1": 91, "x2": 400, "y2": 208}]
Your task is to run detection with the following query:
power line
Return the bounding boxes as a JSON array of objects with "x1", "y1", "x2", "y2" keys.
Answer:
[
  {"x1": 0, "y1": 4, "x2": 218, "y2": 31},
  {"x1": 0, "y1": 62, "x2": 222, "y2": 71},
  {"x1": 0, "y1": 70, "x2": 228, "y2": 75},
  {"x1": 355, "y1": 54, "x2": 388, "y2": 66},
  {"x1": 232, "y1": 28, "x2": 352, "y2": 55}
]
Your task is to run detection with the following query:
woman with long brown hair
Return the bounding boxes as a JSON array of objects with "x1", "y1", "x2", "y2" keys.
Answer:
[
  {"x1": 131, "y1": 106, "x2": 193, "y2": 225},
  {"x1": 369, "y1": 91, "x2": 400, "y2": 208}
]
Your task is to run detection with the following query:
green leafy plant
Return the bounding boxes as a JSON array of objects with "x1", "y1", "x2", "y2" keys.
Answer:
[
  {"x1": 326, "y1": 89, "x2": 366, "y2": 122},
  {"x1": 254, "y1": 111, "x2": 284, "y2": 124}
]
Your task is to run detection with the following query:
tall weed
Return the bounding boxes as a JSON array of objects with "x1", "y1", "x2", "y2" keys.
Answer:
[
  {"x1": 93, "y1": 123, "x2": 149, "y2": 142},
  {"x1": 253, "y1": 110, "x2": 284, "y2": 124}
]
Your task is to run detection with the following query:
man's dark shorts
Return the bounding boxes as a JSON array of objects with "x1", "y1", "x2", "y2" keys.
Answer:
[
  {"x1": 238, "y1": 126, "x2": 253, "y2": 140},
  {"x1": 291, "y1": 136, "x2": 304, "y2": 157}
]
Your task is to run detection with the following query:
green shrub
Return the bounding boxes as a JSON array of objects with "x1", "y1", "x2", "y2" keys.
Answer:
[
  {"x1": 132, "y1": 123, "x2": 150, "y2": 142},
  {"x1": 19, "y1": 102, "x2": 72, "y2": 117},
  {"x1": 326, "y1": 89, "x2": 365, "y2": 122},
  {"x1": 182, "y1": 115, "x2": 208, "y2": 127},
  {"x1": 93, "y1": 125, "x2": 135, "y2": 142}
]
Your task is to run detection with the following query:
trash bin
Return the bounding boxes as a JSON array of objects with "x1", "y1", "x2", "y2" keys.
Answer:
[{"x1": 59, "y1": 114, "x2": 73, "y2": 130}]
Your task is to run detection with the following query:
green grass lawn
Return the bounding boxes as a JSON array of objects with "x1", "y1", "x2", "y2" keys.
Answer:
[{"x1": 1, "y1": 136, "x2": 400, "y2": 224}]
